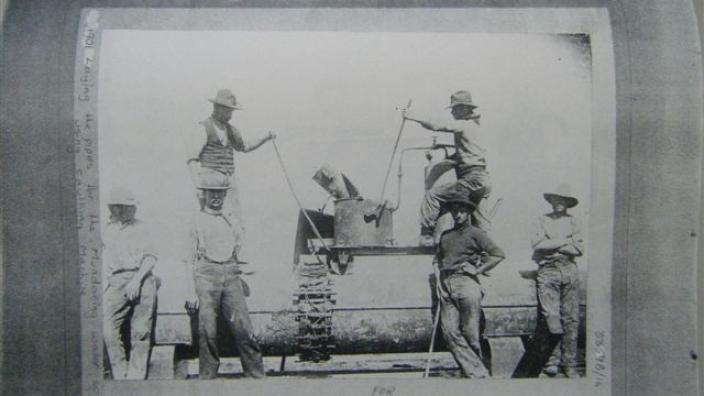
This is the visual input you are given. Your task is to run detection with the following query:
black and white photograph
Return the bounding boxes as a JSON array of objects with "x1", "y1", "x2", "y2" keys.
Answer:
[{"x1": 70, "y1": 7, "x2": 618, "y2": 394}]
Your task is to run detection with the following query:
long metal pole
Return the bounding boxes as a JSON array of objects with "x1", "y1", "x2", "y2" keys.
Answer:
[
  {"x1": 378, "y1": 99, "x2": 412, "y2": 206},
  {"x1": 423, "y1": 302, "x2": 442, "y2": 378},
  {"x1": 272, "y1": 138, "x2": 331, "y2": 254}
]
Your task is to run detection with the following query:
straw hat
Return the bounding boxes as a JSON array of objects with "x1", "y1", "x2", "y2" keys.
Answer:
[
  {"x1": 208, "y1": 89, "x2": 242, "y2": 110},
  {"x1": 107, "y1": 187, "x2": 138, "y2": 206},
  {"x1": 447, "y1": 90, "x2": 478, "y2": 109},
  {"x1": 197, "y1": 170, "x2": 232, "y2": 190}
]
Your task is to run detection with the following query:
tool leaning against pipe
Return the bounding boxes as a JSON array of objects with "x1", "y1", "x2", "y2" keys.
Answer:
[{"x1": 396, "y1": 91, "x2": 506, "y2": 378}]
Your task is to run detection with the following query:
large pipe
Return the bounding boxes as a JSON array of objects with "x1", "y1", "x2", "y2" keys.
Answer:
[{"x1": 154, "y1": 304, "x2": 586, "y2": 356}]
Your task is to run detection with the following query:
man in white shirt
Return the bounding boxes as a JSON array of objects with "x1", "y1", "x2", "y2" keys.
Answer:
[
  {"x1": 183, "y1": 170, "x2": 265, "y2": 379},
  {"x1": 102, "y1": 187, "x2": 157, "y2": 380},
  {"x1": 404, "y1": 90, "x2": 492, "y2": 246}
]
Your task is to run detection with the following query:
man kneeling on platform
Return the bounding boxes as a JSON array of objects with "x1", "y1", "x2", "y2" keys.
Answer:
[
  {"x1": 183, "y1": 170, "x2": 265, "y2": 379},
  {"x1": 434, "y1": 190, "x2": 505, "y2": 378}
]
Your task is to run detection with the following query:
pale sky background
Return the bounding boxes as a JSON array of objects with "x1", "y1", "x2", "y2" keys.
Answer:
[{"x1": 98, "y1": 30, "x2": 592, "y2": 312}]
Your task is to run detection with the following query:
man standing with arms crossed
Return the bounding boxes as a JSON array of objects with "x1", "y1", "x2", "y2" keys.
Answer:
[
  {"x1": 183, "y1": 170, "x2": 265, "y2": 379},
  {"x1": 513, "y1": 183, "x2": 583, "y2": 378},
  {"x1": 434, "y1": 190, "x2": 505, "y2": 378},
  {"x1": 103, "y1": 187, "x2": 158, "y2": 380},
  {"x1": 532, "y1": 183, "x2": 583, "y2": 378}
]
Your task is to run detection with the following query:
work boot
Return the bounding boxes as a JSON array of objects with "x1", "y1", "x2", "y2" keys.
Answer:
[
  {"x1": 564, "y1": 367, "x2": 580, "y2": 379},
  {"x1": 543, "y1": 365, "x2": 559, "y2": 377}
]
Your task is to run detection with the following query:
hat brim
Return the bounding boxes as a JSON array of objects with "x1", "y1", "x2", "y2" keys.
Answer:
[
  {"x1": 208, "y1": 99, "x2": 242, "y2": 110},
  {"x1": 197, "y1": 186, "x2": 232, "y2": 190},
  {"x1": 107, "y1": 201, "x2": 138, "y2": 206},
  {"x1": 442, "y1": 199, "x2": 477, "y2": 211},
  {"x1": 544, "y1": 193, "x2": 578, "y2": 208},
  {"x1": 447, "y1": 103, "x2": 478, "y2": 109}
]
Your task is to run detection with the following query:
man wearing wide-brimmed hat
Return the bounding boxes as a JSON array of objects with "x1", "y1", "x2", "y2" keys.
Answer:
[
  {"x1": 433, "y1": 189, "x2": 505, "y2": 378},
  {"x1": 185, "y1": 88, "x2": 276, "y2": 226},
  {"x1": 516, "y1": 183, "x2": 583, "y2": 378},
  {"x1": 403, "y1": 90, "x2": 493, "y2": 246},
  {"x1": 183, "y1": 170, "x2": 265, "y2": 379},
  {"x1": 102, "y1": 187, "x2": 158, "y2": 380}
]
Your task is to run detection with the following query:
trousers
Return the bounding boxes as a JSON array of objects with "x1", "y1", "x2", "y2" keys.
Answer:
[
  {"x1": 537, "y1": 260, "x2": 580, "y2": 369},
  {"x1": 512, "y1": 259, "x2": 580, "y2": 378},
  {"x1": 420, "y1": 167, "x2": 492, "y2": 236},
  {"x1": 103, "y1": 272, "x2": 156, "y2": 380},
  {"x1": 439, "y1": 273, "x2": 489, "y2": 378},
  {"x1": 194, "y1": 261, "x2": 264, "y2": 379}
]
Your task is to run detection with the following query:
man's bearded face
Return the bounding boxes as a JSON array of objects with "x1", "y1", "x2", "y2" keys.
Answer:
[{"x1": 204, "y1": 189, "x2": 227, "y2": 211}]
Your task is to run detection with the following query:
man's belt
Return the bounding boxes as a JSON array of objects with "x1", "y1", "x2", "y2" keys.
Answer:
[
  {"x1": 538, "y1": 254, "x2": 573, "y2": 266},
  {"x1": 440, "y1": 265, "x2": 479, "y2": 277},
  {"x1": 199, "y1": 256, "x2": 237, "y2": 265}
]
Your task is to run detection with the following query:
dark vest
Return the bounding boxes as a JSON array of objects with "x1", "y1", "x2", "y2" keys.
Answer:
[{"x1": 198, "y1": 118, "x2": 236, "y2": 174}]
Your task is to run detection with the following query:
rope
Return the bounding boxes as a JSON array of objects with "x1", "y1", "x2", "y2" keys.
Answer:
[
  {"x1": 271, "y1": 139, "x2": 332, "y2": 256},
  {"x1": 378, "y1": 99, "x2": 412, "y2": 206}
]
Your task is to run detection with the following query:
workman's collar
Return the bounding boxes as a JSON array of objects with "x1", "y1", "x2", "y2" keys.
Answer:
[{"x1": 203, "y1": 207, "x2": 224, "y2": 216}]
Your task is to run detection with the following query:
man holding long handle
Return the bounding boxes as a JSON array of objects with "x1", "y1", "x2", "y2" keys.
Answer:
[
  {"x1": 404, "y1": 90, "x2": 492, "y2": 246},
  {"x1": 185, "y1": 88, "x2": 275, "y2": 219},
  {"x1": 433, "y1": 190, "x2": 505, "y2": 378}
]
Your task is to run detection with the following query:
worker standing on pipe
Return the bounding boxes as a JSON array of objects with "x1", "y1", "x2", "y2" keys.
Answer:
[
  {"x1": 183, "y1": 170, "x2": 265, "y2": 379},
  {"x1": 102, "y1": 187, "x2": 158, "y2": 380},
  {"x1": 403, "y1": 90, "x2": 492, "y2": 246},
  {"x1": 185, "y1": 89, "x2": 276, "y2": 235},
  {"x1": 434, "y1": 191, "x2": 505, "y2": 378}
]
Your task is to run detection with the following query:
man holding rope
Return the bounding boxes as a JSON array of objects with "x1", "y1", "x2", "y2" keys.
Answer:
[
  {"x1": 403, "y1": 90, "x2": 492, "y2": 247},
  {"x1": 185, "y1": 88, "x2": 276, "y2": 224},
  {"x1": 433, "y1": 190, "x2": 505, "y2": 378}
]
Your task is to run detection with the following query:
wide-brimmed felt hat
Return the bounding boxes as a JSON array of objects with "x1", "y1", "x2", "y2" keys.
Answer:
[
  {"x1": 442, "y1": 191, "x2": 477, "y2": 212},
  {"x1": 107, "y1": 187, "x2": 138, "y2": 206},
  {"x1": 197, "y1": 169, "x2": 232, "y2": 190},
  {"x1": 447, "y1": 90, "x2": 478, "y2": 109},
  {"x1": 543, "y1": 183, "x2": 579, "y2": 208},
  {"x1": 208, "y1": 89, "x2": 242, "y2": 110}
]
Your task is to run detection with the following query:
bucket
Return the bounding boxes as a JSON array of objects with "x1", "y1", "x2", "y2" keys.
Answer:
[{"x1": 333, "y1": 197, "x2": 394, "y2": 247}]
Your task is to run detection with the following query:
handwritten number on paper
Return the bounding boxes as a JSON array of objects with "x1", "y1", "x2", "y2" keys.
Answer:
[
  {"x1": 372, "y1": 385, "x2": 396, "y2": 396},
  {"x1": 593, "y1": 330, "x2": 607, "y2": 387}
]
